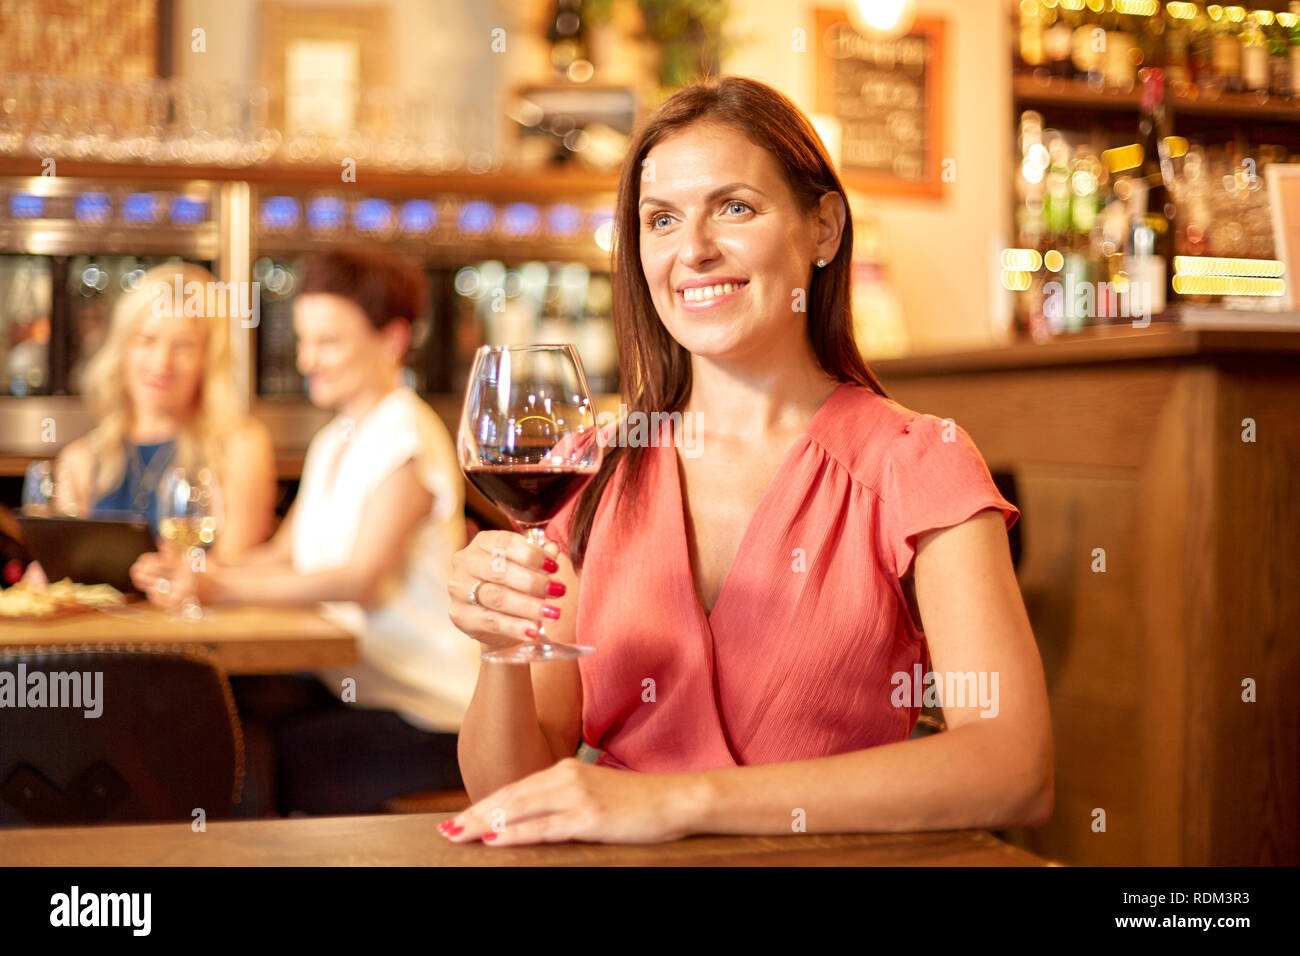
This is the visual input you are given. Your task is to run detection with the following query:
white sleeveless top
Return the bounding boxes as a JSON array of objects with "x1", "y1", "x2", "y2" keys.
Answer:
[{"x1": 291, "y1": 387, "x2": 479, "y2": 733}]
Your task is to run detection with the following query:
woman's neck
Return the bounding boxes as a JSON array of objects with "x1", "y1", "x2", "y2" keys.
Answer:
[
  {"x1": 128, "y1": 410, "x2": 181, "y2": 445},
  {"x1": 685, "y1": 342, "x2": 839, "y2": 440},
  {"x1": 338, "y1": 377, "x2": 401, "y2": 427}
]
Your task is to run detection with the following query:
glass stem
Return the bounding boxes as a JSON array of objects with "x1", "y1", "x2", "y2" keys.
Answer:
[{"x1": 523, "y1": 525, "x2": 550, "y2": 641}]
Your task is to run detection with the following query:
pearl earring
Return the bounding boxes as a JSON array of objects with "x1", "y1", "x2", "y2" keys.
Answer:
[{"x1": 816, "y1": 257, "x2": 827, "y2": 268}]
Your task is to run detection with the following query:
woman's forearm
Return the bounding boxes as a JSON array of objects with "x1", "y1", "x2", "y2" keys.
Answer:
[
  {"x1": 207, "y1": 562, "x2": 376, "y2": 606},
  {"x1": 681, "y1": 720, "x2": 1053, "y2": 836},
  {"x1": 457, "y1": 663, "x2": 557, "y2": 802}
]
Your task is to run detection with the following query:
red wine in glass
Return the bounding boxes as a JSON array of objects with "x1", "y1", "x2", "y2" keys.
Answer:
[{"x1": 458, "y1": 344, "x2": 602, "y2": 663}]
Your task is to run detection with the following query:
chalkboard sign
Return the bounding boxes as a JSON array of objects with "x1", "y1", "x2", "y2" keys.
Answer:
[{"x1": 815, "y1": 11, "x2": 945, "y2": 198}]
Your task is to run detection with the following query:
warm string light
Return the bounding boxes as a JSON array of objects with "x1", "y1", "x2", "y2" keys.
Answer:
[
  {"x1": 1172, "y1": 276, "x2": 1285, "y2": 295},
  {"x1": 1173, "y1": 256, "x2": 1285, "y2": 278},
  {"x1": 1114, "y1": 0, "x2": 1160, "y2": 16}
]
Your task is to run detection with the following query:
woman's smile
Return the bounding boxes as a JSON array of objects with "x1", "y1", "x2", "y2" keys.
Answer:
[{"x1": 676, "y1": 278, "x2": 749, "y2": 312}]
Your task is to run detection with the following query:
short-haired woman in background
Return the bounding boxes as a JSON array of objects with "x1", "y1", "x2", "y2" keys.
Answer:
[{"x1": 132, "y1": 246, "x2": 476, "y2": 816}]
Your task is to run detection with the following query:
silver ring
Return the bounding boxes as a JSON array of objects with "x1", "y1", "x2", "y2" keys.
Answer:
[{"x1": 467, "y1": 580, "x2": 483, "y2": 606}]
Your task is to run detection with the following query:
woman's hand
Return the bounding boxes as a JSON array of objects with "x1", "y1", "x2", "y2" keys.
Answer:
[
  {"x1": 437, "y1": 758, "x2": 703, "y2": 846},
  {"x1": 446, "y1": 530, "x2": 566, "y2": 653},
  {"x1": 130, "y1": 551, "x2": 215, "y2": 608}
]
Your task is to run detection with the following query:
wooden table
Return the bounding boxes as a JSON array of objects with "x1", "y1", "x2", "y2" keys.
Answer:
[
  {"x1": 0, "y1": 812, "x2": 1052, "y2": 866},
  {"x1": 0, "y1": 604, "x2": 356, "y2": 674}
]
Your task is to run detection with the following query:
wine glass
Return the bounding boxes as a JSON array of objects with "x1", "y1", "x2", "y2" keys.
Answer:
[
  {"x1": 156, "y1": 466, "x2": 223, "y2": 621},
  {"x1": 21, "y1": 460, "x2": 57, "y2": 516},
  {"x1": 458, "y1": 344, "x2": 601, "y2": 663}
]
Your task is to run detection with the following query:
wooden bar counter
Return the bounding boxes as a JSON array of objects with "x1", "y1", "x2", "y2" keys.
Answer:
[
  {"x1": 874, "y1": 325, "x2": 1300, "y2": 867},
  {"x1": 0, "y1": 812, "x2": 1050, "y2": 866}
]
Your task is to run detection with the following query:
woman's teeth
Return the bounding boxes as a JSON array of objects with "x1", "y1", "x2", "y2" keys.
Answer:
[{"x1": 682, "y1": 282, "x2": 745, "y2": 302}]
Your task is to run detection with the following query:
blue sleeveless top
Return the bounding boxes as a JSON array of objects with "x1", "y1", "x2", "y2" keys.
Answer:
[{"x1": 93, "y1": 440, "x2": 177, "y2": 535}]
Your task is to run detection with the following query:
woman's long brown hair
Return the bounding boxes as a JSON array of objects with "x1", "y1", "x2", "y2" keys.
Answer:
[{"x1": 564, "y1": 75, "x2": 889, "y2": 569}]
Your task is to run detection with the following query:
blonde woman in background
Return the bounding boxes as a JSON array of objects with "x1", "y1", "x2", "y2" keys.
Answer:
[{"x1": 32, "y1": 261, "x2": 275, "y2": 569}]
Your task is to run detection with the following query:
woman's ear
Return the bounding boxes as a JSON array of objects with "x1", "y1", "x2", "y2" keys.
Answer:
[
  {"x1": 381, "y1": 318, "x2": 412, "y2": 362},
  {"x1": 814, "y1": 191, "x2": 848, "y2": 263}
]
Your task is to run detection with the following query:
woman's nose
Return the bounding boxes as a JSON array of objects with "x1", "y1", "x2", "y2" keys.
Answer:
[{"x1": 678, "y1": 217, "x2": 721, "y2": 269}]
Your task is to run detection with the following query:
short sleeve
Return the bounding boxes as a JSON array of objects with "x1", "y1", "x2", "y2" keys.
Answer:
[
  {"x1": 359, "y1": 392, "x2": 462, "y2": 524},
  {"x1": 878, "y1": 412, "x2": 1019, "y2": 580}
]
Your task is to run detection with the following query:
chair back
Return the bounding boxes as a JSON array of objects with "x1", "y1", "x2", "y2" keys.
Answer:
[{"x1": 0, "y1": 642, "x2": 244, "y2": 826}]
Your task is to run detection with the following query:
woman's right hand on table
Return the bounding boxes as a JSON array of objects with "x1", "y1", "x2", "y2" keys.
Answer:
[{"x1": 447, "y1": 530, "x2": 569, "y2": 653}]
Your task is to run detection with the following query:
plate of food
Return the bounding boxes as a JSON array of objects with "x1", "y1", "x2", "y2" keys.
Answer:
[{"x1": 0, "y1": 578, "x2": 129, "y2": 622}]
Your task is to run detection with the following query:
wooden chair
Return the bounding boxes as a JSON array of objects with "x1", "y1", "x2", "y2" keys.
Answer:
[{"x1": 0, "y1": 643, "x2": 244, "y2": 826}]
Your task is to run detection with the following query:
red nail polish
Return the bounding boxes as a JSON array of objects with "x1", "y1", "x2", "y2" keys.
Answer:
[
  {"x1": 547, "y1": 580, "x2": 567, "y2": 597},
  {"x1": 482, "y1": 832, "x2": 498, "y2": 842},
  {"x1": 525, "y1": 627, "x2": 539, "y2": 639},
  {"x1": 541, "y1": 604, "x2": 561, "y2": 620},
  {"x1": 543, "y1": 557, "x2": 559, "y2": 573},
  {"x1": 449, "y1": 825, "x2": 464, "y2": 836}
]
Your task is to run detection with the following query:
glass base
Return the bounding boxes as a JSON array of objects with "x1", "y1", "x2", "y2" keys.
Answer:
[{"x1": 481, "y1": 640, "x2": 595, "y2": 664}]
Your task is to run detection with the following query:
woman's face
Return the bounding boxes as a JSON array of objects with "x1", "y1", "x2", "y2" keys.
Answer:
[
  {"x1": 124, "y1": 308, "x2": 206, "y2": 420},
  {"x1": 638, "y1": 121, "x2": 837, "y2": 362},
  {"x1": 293, "y1": 293, "x2": 398, "y2": 411}
]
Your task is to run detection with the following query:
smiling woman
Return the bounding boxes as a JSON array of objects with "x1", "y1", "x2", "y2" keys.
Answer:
[
  {"x1": 446, "y1": 76, "x2": 1053, "y2": 848},
  {"x1": 46, "y1": 261, "x2": 276, "y2": 558}
]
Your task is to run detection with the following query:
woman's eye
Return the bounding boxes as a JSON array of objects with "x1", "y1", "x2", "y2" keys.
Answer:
[
  {"x1": 647, "y1": 212, "x2": 672, "y2": 230},
  {"x1": 725, "y1": 201, "x2": 752, "y2": 216}
]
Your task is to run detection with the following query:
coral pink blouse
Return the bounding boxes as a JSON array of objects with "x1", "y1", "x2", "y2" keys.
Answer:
[{"x1": 545, "y1": 382, "x2": 1018, "y2": 774}]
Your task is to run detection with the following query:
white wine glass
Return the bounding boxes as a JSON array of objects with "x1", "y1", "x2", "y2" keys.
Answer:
[{"x1": 156, "y1": 466, "x2": 223, "y2": 620}]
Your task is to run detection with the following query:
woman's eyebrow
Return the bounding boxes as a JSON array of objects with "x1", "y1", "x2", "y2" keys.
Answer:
[{"x1": 638, "y1": 182, "x2": 766, "y2": 209}]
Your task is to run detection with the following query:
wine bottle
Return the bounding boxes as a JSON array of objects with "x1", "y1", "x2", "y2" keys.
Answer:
[
  {"x1": 1103, "y1": 6, "x2": 1138, "y2": 92},
  {"x1": 1212, "y1": 7, "x2": 1244, "y2": 94},
  {"x1": 1045, "y1": 3, "x2": 1075, "y2": 78},
  {"x1": 1164, "y1": 3, "x2": 1192, "y2": 93},
  {"x1": 1018, "y1": 0, "x2": 1047, "y2": 73},
  {"x1": 1189, "y1": 4, "x2": 1217, "y2": 92},
  {"x1": 1267, "y1": 13, "x2": 1292, "y2": 98},
  {"x1": 1241, "y1": 12, "x2": 1271, "y2": 92},
  {"x1": 1072, "y1": 2, "x2": 1105, "y2": 87},
  {"x1": 1130, "y1": 68, "x2": 1175, "y2": 319},
  {"x1": 1289, "y1": 3, "x2": 1300, "y2": 98}
]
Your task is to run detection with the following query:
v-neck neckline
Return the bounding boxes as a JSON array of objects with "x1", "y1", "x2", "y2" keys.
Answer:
[{"x1": 670, "y1": 381, "x2": 850, "y2": 627}]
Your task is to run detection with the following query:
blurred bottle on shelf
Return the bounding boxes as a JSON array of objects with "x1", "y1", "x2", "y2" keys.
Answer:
[
  {"x1": 1211, "y1": 5, "x2": 1244, "y2": 94},
  {"x1": 1266, "y1": 12, "x2": 1293, "y2": 98},
  {"x1": 1241, "y1": 12, "x2": 1271, "y2": 93},
  {"x1": 1071, "y1": 2, "x2": 1106, "y2": 87},
  {"x1": 1163, "y1": 3, "x2": 1193, "y2": 93},
  {"x1": 1129, "y1": 68, "x2": 1175, "y2": 317},
  {"x1": 1018, "y1": 0, "x2": 1047, "y2": 74},
  {"x1": 1189, "y1": 3, "x2": 1218, "y2": 92},
  {"x1": 1045, "y1": 3, "x2": 1075, "y2": 79},
  {"x1": 1103, "y1": 5, "x2": 1138, "y2": 93}
]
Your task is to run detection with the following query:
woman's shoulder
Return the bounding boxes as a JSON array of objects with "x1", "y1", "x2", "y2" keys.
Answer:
[
  {"x1": 56, "y1": 433, "x2": 98, "y2": 484},
  {"x1": 807, "y1": 383, "x2": 933, "y2": 487},
  {"x1": 222, "y1": 414, "x2": 275, "y2": 459},
  {"x1": 371, "y1": 387, "x2": 449, "y2": 439}
]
